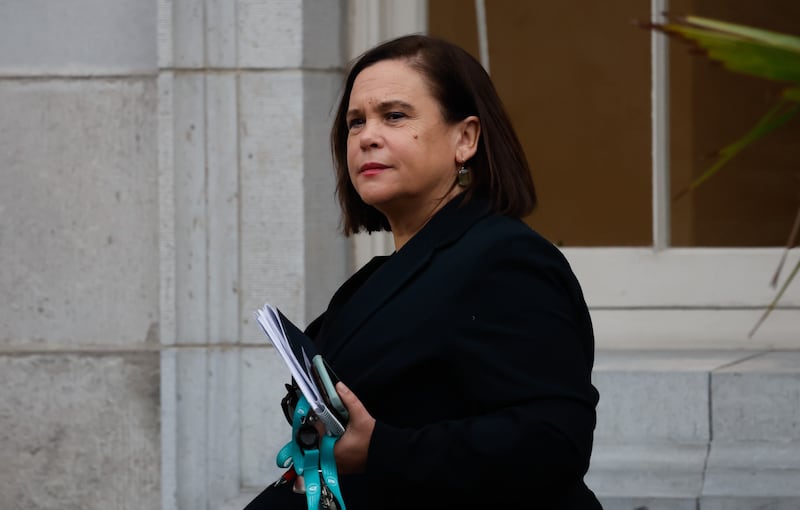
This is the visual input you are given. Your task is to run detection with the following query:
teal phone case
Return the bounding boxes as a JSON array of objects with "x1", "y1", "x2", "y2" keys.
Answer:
[{"x1": 312, "y1": 355, "x2": 350, "y2": 423}]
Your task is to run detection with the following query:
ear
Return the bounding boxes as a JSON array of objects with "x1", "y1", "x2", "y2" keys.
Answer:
[{"x1": 454, "y1": 115, "x2": 480, "y2": 163}]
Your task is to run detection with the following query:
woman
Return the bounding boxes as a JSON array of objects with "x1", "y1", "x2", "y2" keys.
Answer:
[{"x1": 247, "y1": 34, "x2": 601, "y2": 509}]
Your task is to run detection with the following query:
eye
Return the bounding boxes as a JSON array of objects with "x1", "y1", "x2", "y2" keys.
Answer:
[
  {"x1": 386, "y1": 111, "x2": 406, "y2": 121},
  {"x1": 347, "y1": 117, "x2": 364, "y2": 131}
]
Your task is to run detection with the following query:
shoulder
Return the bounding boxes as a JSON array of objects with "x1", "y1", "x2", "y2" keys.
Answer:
[
  {"x1": 449, "y1": 213, "x2": 595, "y2": 363},
  {"x1": 453, "y1": 213, "x2": 588, "y2": 303},
  {"x1": 462, "y1": 213, "x2": 570, "y2": 268}
]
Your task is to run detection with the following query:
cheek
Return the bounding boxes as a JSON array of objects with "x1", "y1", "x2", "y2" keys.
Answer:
[{"x1": 345, "y1": 142, "x2": 358, "y2": 172}]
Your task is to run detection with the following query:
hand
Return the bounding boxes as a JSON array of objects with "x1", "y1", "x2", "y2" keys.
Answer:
[{"x1": 333, "y1": 382, "x2": 376, "y2": 474}]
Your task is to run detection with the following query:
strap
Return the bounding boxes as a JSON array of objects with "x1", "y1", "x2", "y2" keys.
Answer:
[
  {"x1": 275, "y1": 395, "x2": 347, "y2": 510},
  {"x1": 276, "y1": 396, "x2": 311, "y2": 473},
  {"x1": 319, "y1": 434, "x2": 345, "y2": 508},
  {"x1": 302, "y1": 448, "x2": 322, "y2": 510}
]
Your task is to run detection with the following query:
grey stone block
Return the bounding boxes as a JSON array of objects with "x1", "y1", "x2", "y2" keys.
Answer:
[
  {"x1": 587, "y1": 350, "x2": 758, "y2": 499},
  {"x1": 702, "y1": 352, "x2": 800, "y2": 501},
  {"x1": 238, "y1": 0, "x2": 303, "y2": 68},
  {"x1": 598, "y1": 496, "x2": 698, "y2": 510},
  {"x1": 587, "y1": 442, "x2": 708, "y2": 497},
  {"x1": 164, "y1": 348, "x2": 243, "y2": 510},
  {"x1": 700, "y1": 497, "x2": 800, "y2": 510},
  {"x1": 170, "y1": 72, "x2": 210, "y2": 345},
  {"x1": 0, "y1": 79, "x2": 159, "y2": 347},
  {"x1": 301, "y1": 1, "x2": 345, "y2": 69},
  {"x1": 594, "y1": 367, "x2": 709, "y2": 441},
  {"x1": 593, "y1": 350, "x2": 753, "y2": 442},
  {"x1": 239, "y1": 71, "x2": 306, "y2": 341},
  {"x1": 171, "y1": 0, "x2": 205, "y2": 68},
  {"x1": 0, "y1": 353, "x2": 159, "y2": 510},
  {"x1": 301, "y1": 71, "x2": 349, "y2": 320},
  {"x1": 712, "y1": 351, "x2": 800, "y2": 441},
  {"x1": 703, "y1": 441, "x2": 800, "y2": 498},
  {"x1": 239, "y1": 347, "x2": 294, "y2": 489},
  {"x1": 0, "y1": 0, "x2": 156, "y2": 75}
]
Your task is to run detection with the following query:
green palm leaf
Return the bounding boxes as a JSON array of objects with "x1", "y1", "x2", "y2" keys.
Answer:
[
  {"x1": 672, "y1": 98, "x2": 800, "y2": 201},
  {"x1": 654, "y1": 15, "x2": 800, "y2": 83}
]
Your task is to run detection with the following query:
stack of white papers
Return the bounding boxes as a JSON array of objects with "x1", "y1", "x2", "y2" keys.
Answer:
[{"x1": 254, "y1": 303, "x2": 346, "y2": 436}]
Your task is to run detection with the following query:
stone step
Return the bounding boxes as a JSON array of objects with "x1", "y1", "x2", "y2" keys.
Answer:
[{"x1": 586, "y1": 349, "x2": 800, "y2": 510}]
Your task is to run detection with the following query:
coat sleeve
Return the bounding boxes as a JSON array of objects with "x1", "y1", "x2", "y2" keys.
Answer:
[{"x1": 363, "y1": 231, "x2": 599, "y2": 498}]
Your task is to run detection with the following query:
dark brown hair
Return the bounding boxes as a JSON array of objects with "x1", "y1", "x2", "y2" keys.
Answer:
[{"x1": 331, "y1": 34, "x2": 536, "y2": 235}]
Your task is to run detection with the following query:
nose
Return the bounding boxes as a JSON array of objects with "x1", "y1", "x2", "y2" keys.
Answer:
[{"x1": 358, "y1": 121, "x2": 382, "y2": 150}]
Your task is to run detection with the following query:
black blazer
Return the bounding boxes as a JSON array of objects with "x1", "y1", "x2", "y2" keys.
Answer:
[{"x1": 249, "y1": 194, "x2": 601, "y2": 509}]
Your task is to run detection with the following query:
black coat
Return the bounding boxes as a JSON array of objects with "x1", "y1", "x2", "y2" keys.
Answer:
[{"x1": 246, "y1": 194, "x2": 601, "y2": 509}]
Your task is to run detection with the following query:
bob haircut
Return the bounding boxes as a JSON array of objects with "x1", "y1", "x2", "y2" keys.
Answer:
[{"x1": 331, "y1": 34, "x2": 537, "y2": 236}]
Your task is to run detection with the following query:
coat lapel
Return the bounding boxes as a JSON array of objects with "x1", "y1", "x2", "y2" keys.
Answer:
[{"x1": 320, "y1": 194, "x2": 491, "y2": 359}]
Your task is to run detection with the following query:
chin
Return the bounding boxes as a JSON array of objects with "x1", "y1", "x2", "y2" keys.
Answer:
[
  {"x1": 359, "y1": 194, "x2": 394, "y2": 211},
  {"x1": 355, "y1": 186, "x2": 396, "y2": 209}
]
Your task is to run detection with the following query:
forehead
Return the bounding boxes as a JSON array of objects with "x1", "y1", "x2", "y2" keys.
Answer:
[{"x1": 349, "y1": 59, "x2": 433, "y2": 105}]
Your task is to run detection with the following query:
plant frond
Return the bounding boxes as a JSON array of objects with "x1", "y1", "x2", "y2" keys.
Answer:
[
  {"x1": 649, "y1": 15, "x2": 800, "y2": 84},
  {"x1": 683, "y1": 15, "x2": 800, "y2": 53},
  {"x1": 673, "y1": 100, "x2": 800, "y2": 200}
]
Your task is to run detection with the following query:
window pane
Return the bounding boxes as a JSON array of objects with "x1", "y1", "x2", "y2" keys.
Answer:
[
  {"x1": 669, "y1": 0, "x2": 800, "y2": 247},
  {"x1": 429, "y1": 0, "x2": 652, "y2": 246}
]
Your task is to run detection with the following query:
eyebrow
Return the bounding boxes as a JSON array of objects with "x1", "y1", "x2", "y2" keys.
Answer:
[{"x1": 346, "y1": 99, "x2": 415, "y2": 119}]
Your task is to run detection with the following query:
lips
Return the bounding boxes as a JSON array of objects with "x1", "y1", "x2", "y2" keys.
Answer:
[{"x1": 359, "y1": 162, "x2": 389, "y2": 176}]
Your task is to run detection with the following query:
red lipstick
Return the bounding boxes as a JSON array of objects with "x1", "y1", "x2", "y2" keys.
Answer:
[{"x1": 359, "y1": 162, "x2": 389, "y2": 176}]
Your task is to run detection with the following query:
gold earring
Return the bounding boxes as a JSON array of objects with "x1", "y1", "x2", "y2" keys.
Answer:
[{"x1": 457, "y1": 163, "x2": 472, "y2": 187}]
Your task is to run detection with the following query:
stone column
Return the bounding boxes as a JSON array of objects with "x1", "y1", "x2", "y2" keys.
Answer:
[{"x1": 157, "y1": 1, "x2": 347, "y2": 508}]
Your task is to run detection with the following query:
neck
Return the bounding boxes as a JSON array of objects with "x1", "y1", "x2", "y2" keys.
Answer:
[{"x1": 387, "y1": 188, "x2": 463, "y2": 251}]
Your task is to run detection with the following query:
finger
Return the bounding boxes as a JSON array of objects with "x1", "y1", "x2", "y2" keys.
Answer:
[
  {"x1": 336, "y1": 382, "x2": 361, "y2": 413},
  {"x1": 335, "y1": 381, "x2": 350, "y2": 395}
]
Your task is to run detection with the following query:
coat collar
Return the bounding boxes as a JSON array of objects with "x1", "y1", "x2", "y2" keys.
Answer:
[{"x1": 319, "y1": 193, "x2": 492, "y2": 359}]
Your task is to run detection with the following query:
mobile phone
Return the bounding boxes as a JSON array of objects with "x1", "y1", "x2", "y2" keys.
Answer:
[{"x1": 311, "y1": 355, "x2": 350, "y2": 425}]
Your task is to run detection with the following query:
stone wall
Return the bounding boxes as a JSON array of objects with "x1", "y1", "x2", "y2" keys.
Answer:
[
  {"x1": 0, "y1": 1, "x2": 348, "y2": 509},
  {"x1": 0, "y1": 2, "x2": 161, "y2": 509}
]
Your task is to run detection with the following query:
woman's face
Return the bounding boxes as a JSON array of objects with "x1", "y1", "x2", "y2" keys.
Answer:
[{"x1": 345, "y1": 59, "x2": 473, "y2": 222}]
